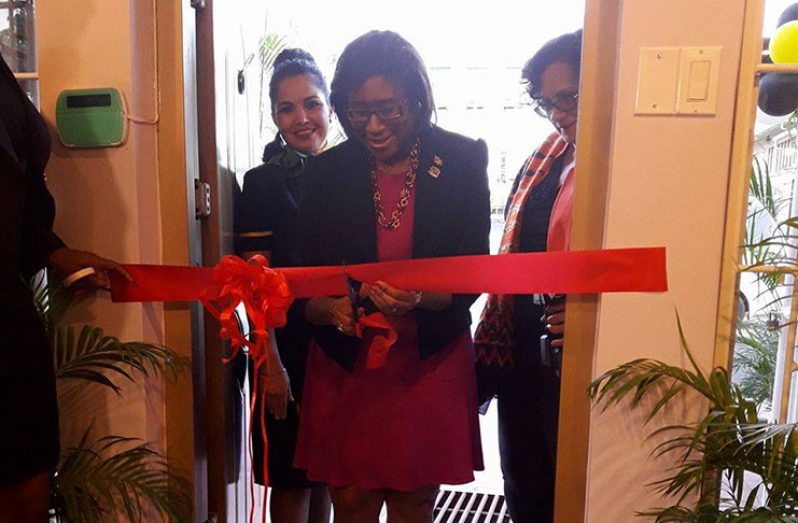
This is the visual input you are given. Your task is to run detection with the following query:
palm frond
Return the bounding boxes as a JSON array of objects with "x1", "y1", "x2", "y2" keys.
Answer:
[
  {"x1": 258, "y1": 32, "x2": 288, "y2": 70},
  {"x1": 590, "y1": 313, "x2": 798, "y2": 519},
  {"x1": 743, "y1": 153, "x2": 792, "y2": 295},
  {"x1": 733, "y1": 323, "x2": 778, "y2": 407},
  {"x1": 739, "y1": 422, "x2": 798, "y2": 448},
  {"x1": 54, "y1": 428, "x2": 191, "y2": 522},
  {"x1": 642, "y1": 503, "x2": 798, "y2": 522},
  {"x1": 54, "y1": 324, "x2": 189, "y2": 394},
  {"x1": 29, "y1": 272, "x2": 72, "y2": 335},
  {"x1": 638, "y1": 503, "x2": 718, "y2": 522},
  {"x1": 258, "y1": 32, "x2": 288, "y2": 136},
  {"x1": 750, "y1": 156, "x2": 777, "y2": 218}
]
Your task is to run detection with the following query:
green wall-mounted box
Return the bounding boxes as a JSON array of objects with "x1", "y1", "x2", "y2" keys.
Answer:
[{"x1": 55, "y1": 88, "x2": 127, "y2": 148}]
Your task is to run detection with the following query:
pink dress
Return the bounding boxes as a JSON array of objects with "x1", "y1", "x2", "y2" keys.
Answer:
[{"x1": 294, "y1": 169, "x2": 484, "y2": 491}]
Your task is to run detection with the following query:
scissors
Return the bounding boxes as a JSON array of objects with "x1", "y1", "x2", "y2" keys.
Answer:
[{"x1": 346, "y1": 274, "x2": 378, "y2": 318}]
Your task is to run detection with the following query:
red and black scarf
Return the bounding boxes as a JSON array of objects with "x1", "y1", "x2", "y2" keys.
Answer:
[{"x1": 474, "y1": 132, "x2": 571, "y2": 367}]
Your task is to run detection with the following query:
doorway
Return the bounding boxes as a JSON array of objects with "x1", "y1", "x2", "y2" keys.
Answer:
[{"x1": 196, "y1": 0, "x2": 586, "y2": 520}]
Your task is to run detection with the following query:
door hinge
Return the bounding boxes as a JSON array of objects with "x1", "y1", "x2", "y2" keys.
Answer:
[
  {"x1": 190, "y1": 0, "x2": 205, "y2": 9},
  {"x1": 195, "y1": 179, "x2": 211, "y2": 219}
]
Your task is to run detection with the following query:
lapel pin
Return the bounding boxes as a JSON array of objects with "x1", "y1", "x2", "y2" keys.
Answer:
[
  {"x1": 433, "y1": 155, "x2": 443, "y2": 166},
  {"x1": 428, "y1": 165, "x2": 441, "y2": 178}
]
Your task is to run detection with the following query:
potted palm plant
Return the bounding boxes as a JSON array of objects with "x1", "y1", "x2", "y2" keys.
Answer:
[
  {"x1": 589, "y1": 317, "x2": 797, "y2": 521},
  {"x1": 33, "y1": 275, "x2": 192, "y2": 522}
]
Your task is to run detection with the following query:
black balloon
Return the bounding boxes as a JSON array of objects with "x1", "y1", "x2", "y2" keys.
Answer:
[
  {"x1": 759, "y1": 2, "x2": 798, "y2": 117},
  {"x1": 758, "y1": 72, "x2": 798, "y2": 116},
  {"x1": 778, "y1": 3, "x2": 798, "y2": 27}
]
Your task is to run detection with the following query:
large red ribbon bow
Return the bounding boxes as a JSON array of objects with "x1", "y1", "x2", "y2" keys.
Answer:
[
  {"x1": 200, "y1": 254, "x2": 294, "y2": 369},
  {"x1": 200, "y1": 254, "x2": 294, "y2": 519}
]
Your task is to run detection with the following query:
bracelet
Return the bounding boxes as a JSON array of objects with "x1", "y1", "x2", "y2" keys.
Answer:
[{"x1": 63, "y1": 267, "x2": 96, "y2": 288}]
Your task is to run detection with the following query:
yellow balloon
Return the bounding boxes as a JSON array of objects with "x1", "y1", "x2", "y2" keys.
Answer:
[{"x1": 771, "y1": 21, "x2": 798, "y2": 64}]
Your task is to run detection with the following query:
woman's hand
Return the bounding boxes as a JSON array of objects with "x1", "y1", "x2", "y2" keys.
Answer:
[
  {"x1": 365, "y1": 281, "x2": 417, "y2": 316},
  {"x1": 329, "y1": 296, "x2": 358, "y2": 335},
  {"x1": 542, "y1": 299, "x2": 566, "y2": 348},
  {"x1": 47, "y1": 247, "x2": 132, "y2": 297},
  {"x1": 305, "y1": 296, "x2": 359, "y2": 335},
  {"x1": 260, "y1": 367, "x2": 293, "y2": 420}
]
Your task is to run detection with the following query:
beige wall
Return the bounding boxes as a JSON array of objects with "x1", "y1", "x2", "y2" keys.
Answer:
[
  {"x1": 35, "y1": 0, "x2": 195, "y2": 518},
  {"x1": 584, "y1": 0, "x2": 747, "y2": 519},
  {"x1": 37, "y1": 0, "x2": 156, "y2": 445}
]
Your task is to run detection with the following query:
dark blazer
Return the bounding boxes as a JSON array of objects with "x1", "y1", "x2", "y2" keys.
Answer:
[
  {"x1": 0, "y1": 60, "x2": 63, "y2": 280},
  {"x1": 295, "y1": 124, "x2": 491, "y2": 371},
  {"x1": 0, "y1": 56, "x2": 64, "y2": 374},
  {"x1": 235, "y1": 140, "x2": 311, "y2": 398},
  {"x1": 0, "y1": 55, "x2": 62, "y2": 485},
  {"x1": 236, "y1": 140, "x2": 304, "y2": 268}
]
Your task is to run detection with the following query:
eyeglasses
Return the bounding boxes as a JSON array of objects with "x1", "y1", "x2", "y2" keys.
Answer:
[
  {"x1": 346, "y1": 101, "x2": 407, "y2": 125},
  {"x1": 531, "y1": 92, "x2": 579, "y2": 118}
]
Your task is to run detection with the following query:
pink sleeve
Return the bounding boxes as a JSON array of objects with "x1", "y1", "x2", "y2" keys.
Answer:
[{"x1": 546, "y1": 167, "x2": 576, "y2": 252}]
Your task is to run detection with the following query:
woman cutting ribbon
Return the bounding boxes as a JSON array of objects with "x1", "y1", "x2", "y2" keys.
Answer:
[{"x1": 294, "y1": 30, "x2": 490, "y2": 522}]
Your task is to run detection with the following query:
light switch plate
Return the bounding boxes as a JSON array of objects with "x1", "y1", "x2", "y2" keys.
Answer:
[
  {"x1": 677, "y1": 47, "x2": 722, "y2": 115},
  {"x1": 635, "y1": 47, "x2": 680, "y2": 115}
]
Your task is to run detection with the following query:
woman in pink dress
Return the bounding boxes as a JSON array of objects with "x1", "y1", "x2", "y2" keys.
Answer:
[{"x1": 294, "y1": 30, "x2": 490, "y2": 522}]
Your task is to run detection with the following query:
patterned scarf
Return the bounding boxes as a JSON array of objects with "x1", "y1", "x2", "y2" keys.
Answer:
[{"x1": 474, "y1": 132, "x2": 571, "y2": 366}]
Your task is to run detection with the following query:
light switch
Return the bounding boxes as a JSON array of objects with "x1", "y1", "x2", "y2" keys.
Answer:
[
  {"x1": 677, "y1": 47, "x2": 722, "y2": 115},
  {"x1": 635, "y1": 47, "x2": 680, "y2": 115},
  {"x1": 687, "y1": 60, "x2": 711, "y2": 100}
]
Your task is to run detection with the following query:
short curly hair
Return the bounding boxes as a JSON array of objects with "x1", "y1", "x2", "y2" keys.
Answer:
[
  {"x1": 330, "y1": 30, "x2": 435, "y2": 138},
  {"x1": 521, "y1": 30, "x2": 583, "y2": 98}
]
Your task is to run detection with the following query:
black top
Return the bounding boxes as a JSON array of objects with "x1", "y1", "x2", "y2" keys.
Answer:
[
  {"x1": 0, "y1": 56, "x2": 62, "y2": 484},
  {"x1": 295, "y1": 124, "x2": 491, "y2": 371},
  {"x1": 0, "y1": 65, "x2": 27, "y2": 157},
  {"x1": 0, "y1": 54, "x2": 63, "y2": 356},
  {"x1": 510, "y1": 155, "x2": 564, "y2": 349},
  {"x1": 236, "y1": 141, "x2": 305, "y2": 267},
  {"x1": 0, "y1": 58, "x2": 63, "y2": 282},
  {"x1": 235, "y1": 139, "x2": 312, "y2": 397}
]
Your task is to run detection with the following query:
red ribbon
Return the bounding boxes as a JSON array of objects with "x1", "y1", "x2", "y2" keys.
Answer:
[
  {"x1": 112, "y1": 248, "x2": 668, "y2": 303},
  {"x1": 196, "y1": 255, "x2": 292, "y2": 517},
  {"x1": 113, "y1": 248, "x2": 668, "y2": 374},
  {"x1": 200, "y1": 254, "x2": 293, "y2": 368},
  {"x1": 355, "y1": 312, "x2": 400, "y2": 369},
  {"x1": 109, "y1": 247, "x2": 668, "y2": 521}
]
